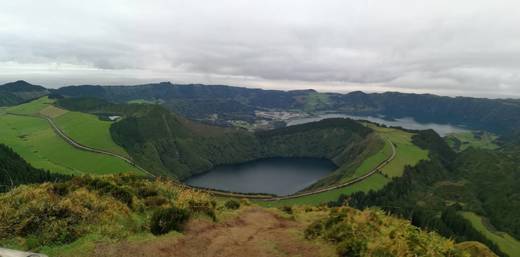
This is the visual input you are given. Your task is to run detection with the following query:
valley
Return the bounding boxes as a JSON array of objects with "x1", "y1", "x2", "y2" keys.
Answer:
[
  {"x1": 1, "y1": 2, "x2": 518, "y2": 256},
  {"x1": 0, "y1": 81, "x2": 518, "y2": 257}
]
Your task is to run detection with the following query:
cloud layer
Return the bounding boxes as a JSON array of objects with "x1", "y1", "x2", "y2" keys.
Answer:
[{"x1": 1, "y1": 0, "x2": 519, "y2": 97}]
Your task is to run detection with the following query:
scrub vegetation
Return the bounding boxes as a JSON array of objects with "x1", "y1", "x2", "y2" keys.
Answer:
[{"x1": 0, "y1": 174, "x2": 495, "y2": 257}]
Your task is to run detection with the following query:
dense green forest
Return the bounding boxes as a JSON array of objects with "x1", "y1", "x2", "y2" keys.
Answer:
[
  {"x1": 338, "y1": 130, "x2": 520, "y2": 257},
  {"x1": 0, "y1": 144, "x2": 69, "y2": 193}
]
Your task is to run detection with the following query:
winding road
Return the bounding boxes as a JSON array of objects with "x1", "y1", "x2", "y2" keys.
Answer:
[
  {"x1": 6, "y1": 112, "x2": 156, "y2": 178},
  {"x1": 6, "y1": 111, "x2": 397, "y2": 201}
]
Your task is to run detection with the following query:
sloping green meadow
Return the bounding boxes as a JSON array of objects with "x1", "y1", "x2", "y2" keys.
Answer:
[
  {"x1": 54, "y1": 111, "x2": 130, "y2": 158},
  {"x1": 0, "y1": 98, "x2": 139, "y2": 175},
  {"x1": 461, "y1": 212, "x2": 520, "y2": 257}
]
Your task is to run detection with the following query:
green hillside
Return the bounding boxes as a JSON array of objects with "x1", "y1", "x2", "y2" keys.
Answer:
[
  {"x1": 53, "y1": 97, "x2": 383, "y2": 182},
  {"x1": 0, "y1": 144, "x2": 69, "y2": 193},
  {"x1": 111, "y1": 110, "x2": 382, "y2": 181},
  {"x1": 445, "y1": 131, "x2": 499, "y2": 152},
  {"x1": 0, "y1": 80, "x2": 49, "y2": 106},
  {"x1": 54, "y1": 110, "x2": 130, "y2": 158},
  {"x1": 260, "y1": 125, "x2": 429, "y2": 207},
  {"x1": 346, "y1": 130, "x2": 520, "y2": 257},
  {"x1": 461, "y1": 212, "x2": 520, "y2": 257},
  {"x1": 0, "y1": 98, "x2": 139, "y2": 175}
]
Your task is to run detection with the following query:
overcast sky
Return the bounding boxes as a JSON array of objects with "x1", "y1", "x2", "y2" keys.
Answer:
[{"x1": 1, "y1": 0, "x2": 519, "y2": 98}]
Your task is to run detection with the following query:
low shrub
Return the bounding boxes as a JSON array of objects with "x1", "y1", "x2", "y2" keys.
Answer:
[
  {"x1": 305, "y1": 207, "x2": 469, "y2": 257},
  {"x1": 144, "y1": 196, "x2": 169, "y2": 207},
  {"x1": 336, "y1": 238, "x2": 367, "y2": 257},
  {"x1": 224, "y1": 199, "x2": 240, "y2": 210},
  {"x1": 137, "y1": 187, "x2": 158, "y2": 198},
  {"x1": 150, "y1": 206, "x2": 190, "y2": 235},
  {"x1": 280, "y1": 206, "x2": 293, "y2": 214},
  {"x1": 304, "y1": 221, "x2": 323, "y2": 239}
]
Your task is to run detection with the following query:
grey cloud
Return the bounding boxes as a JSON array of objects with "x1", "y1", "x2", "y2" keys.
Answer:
[{"x1": 0, "y1": 0, "x2": 519, "y2": 97}]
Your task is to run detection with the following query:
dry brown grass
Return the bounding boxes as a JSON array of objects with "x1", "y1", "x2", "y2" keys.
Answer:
[{"x1": 88, "y1": 207, "x2": 336, "y2": 257}]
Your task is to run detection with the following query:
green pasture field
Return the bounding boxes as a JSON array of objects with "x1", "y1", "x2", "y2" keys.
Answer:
[
  {"x1": 54, "y1": 110, "x2": 130, "y2": 158},
  {"x1": 445, "y1": 131, "x2": 499, "y2": 152},
  {"x1": 0, "y1": 98, "x2": 139, "y2": 175},
  {"x1": 341, "y1": 137, "x2": 392, "y2": 181},
  {"x1": 6, "y1": 96, "x2": 53, "y2": 115},
  {"x1": 460, "y1": 211, "x2": 520, "y2": 257},
  {"x1": 370, "y1": 125, "x2": 429, "y2": 178}
]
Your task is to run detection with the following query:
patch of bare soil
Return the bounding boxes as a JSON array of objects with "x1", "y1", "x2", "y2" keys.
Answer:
[{"x1": 90, "y1": 207, "x2": 334, "y2": 257}]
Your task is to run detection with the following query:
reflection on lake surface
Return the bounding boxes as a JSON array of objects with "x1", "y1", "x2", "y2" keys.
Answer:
[
  {"x1": 287, "y1": 114, "x2": 468, "y2": 137},
  {"x1": 184, "y1": 157, "x2": 337, "y2": 196}
]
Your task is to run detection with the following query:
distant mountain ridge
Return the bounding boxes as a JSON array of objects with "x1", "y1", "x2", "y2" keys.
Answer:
[
  {"x1": 0, "y1": 80, "x2": 49, "y2": 106},
  {"x1": 2, "y1": 80, "x2": 520, "y2": 135},
  {"x1": 54, "y1": 81, "x2": 520, "y2": 135}
]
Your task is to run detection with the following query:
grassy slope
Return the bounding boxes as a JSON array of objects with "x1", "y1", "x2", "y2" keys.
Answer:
[
  {"x1": 340, "y1": 135, "x2": 392, "y2": 181},
  {"x1": 0, "y1": 98, "x2": 138, "y2": 175},
  {"x1": 445, "y1": 131, "x2": 499, "y2": 152},
  {"x1": 260, "y1": 174, "x2": 390, "y2": 207},
  {"x1": 369, "y1": 124, "x2": 429, "y2": 178},
  {"x1": 54, "y1": 111, "x2": 130, "y2": 158},
  {"x1": 6, "y1": 96, "x2": 53, "y2": 114},
  {"x1": 461, "y1": 212, "x2": 520, "y2": 257},
  {"x1": 259, "y1": 125, "x2": 429, "y2": 207}
]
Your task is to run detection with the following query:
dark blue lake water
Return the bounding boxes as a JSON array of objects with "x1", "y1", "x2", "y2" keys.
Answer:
[{"x1": 184, "y1": 157, "x2": 336, "y2": 196}]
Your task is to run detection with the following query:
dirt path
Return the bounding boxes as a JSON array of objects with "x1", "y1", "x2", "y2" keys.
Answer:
[{"x1": 90, "y1": 207, "x2": 334, "y2": 257}]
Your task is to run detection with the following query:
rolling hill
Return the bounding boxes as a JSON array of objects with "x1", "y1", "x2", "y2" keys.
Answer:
[
  {"x1": 56, "y1": 96, "x2": 383, "y2": 182},
  {"x1": 0, "y1": 97, "x2": 141, "y2": 175},
  {"x1": 0, "y1": 80, "x2": 49, "y2": 106},
  {"x1": 1, "y1": 81, "x2": 520, "y2": 256},
  {"x1": 52, "y1": 81, "x2": 520, "y2": 135}
]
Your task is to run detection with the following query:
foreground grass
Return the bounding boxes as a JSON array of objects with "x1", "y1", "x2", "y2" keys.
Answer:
[
  {"x1": 460, "y1": 212, "x2": 520, "y2": 257},
  {"x1": 0, "y1": 175, "x2": 486, "y2": 257}
]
